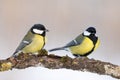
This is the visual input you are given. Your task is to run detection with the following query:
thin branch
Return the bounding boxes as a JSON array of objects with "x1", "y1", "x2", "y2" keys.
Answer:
[{"x1": 0, "y1": 49, "x2": 120, "y2": 79}]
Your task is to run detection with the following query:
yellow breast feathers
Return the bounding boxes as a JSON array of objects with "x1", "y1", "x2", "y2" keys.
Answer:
[
  {"x1": 69, "y1": 37, "x2": 94, "y2": 55},
  {"x1": 22, "y1": 35, "x2": 44, "y2": 53}
]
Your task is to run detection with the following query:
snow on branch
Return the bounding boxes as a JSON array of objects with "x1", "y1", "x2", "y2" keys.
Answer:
[{"x1": 0, "y1": 49, "x2": 120, "y2": 79}]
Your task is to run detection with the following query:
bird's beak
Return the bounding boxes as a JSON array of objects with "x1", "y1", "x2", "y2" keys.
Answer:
[{"x1": 45, "y1": 29, "x2": 49, "y2": 32}]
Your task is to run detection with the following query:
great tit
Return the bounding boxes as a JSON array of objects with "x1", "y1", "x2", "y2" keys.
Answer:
[
  {"x1": 49, "y1": 27, "x2": 100, "y2": 57},
  {"x1": 12, "y1": 24, "x2": 48, "y2": 56}
]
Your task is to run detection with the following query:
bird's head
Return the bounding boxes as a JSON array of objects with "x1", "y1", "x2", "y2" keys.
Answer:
[
  {"x1": 83, "y1": 27, "x2": 96, "y2": 36},
  {"x1": 31, "y1": 24, "x2": 49, "y2": 36}
]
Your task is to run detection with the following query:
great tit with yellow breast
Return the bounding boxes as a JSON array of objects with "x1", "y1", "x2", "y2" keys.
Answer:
[
  {"x1": 12, "y1": 24, "x2": 49, "y2": 56},
  {"x1": 49, "y1": 27, "x2": 100, "y2": 57}
]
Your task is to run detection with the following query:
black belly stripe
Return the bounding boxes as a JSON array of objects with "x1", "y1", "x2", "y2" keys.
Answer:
[
  {"x1": 88, "y1": 34, "x2": 98, "y2": 45},
  {"x1": 79, "y1": 46, "x2": 94, "y2": 57}
]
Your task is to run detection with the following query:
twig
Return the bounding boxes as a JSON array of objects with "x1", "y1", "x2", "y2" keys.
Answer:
[{"x1": 0, "y1": 49, "x2": 120, "y2": 79}]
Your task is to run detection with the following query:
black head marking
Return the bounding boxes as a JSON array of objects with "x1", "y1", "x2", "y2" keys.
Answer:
[
  {"x1": 82, "y1": 27, "x2": 98, "y2": 45},
  {"x1": 86, "y1": 27, "x2": 98, "y2": 45},
  {"x1": 86, "y1": 27, "x2": 96, "y2": 34},
  {"x1": 31, "y1": 24, "x2": 47, "y2": 36}
]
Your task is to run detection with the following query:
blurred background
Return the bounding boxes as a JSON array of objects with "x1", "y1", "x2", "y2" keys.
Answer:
[{"x1": 0, "y1": 0, "x2": 120, "y2": 80}]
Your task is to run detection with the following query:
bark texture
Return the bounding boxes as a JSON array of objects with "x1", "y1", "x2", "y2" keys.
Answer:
[{"x1": 0, "y1": 49, "x2": 119, "y2": 79}]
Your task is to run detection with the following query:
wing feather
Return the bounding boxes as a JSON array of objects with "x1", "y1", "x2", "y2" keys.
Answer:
[
  {"x1": 13, "y1": 31, "x2": 34, "y2": 55},
  {"x1": 64, "y1": 34, "x2": 84, "y2": 48}
]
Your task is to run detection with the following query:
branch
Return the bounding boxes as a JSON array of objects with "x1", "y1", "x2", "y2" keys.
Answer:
[{"x1": 0, "y1": 49, "x2": 120, "y2": 79}]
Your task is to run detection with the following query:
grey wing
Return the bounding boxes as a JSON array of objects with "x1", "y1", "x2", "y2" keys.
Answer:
[
  {"x1": 13, "y1": 31, "x2": 33, "y2": 54},
  {"x1": 64, "y1": 34, "x2": 84, "y2": 48}
]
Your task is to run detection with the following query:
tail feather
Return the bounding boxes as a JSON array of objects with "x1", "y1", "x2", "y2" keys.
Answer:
[
  {"x1": 11, "y1": 50, "x2": 21, "y2": 57},
  {"x1": 12, "y1": 51, "x2": 17, "y2": 56},
  {"x1": 49, "y1": 47, "x2": 65, "y2": 52}
]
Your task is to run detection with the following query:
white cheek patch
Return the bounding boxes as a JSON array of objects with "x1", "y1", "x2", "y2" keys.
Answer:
[
  {"x1": 83, "y1": 31, "x2": 91, "y2": 36},
  {"x1": 33, "y1": 29, "x2": 44, "y2": 34},
  {"x1": 95, "y1": 34, "x2": 98, "y2": 37}
]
